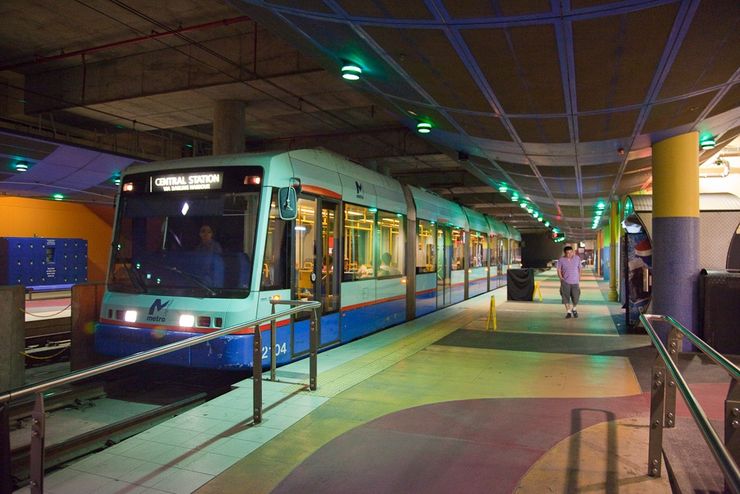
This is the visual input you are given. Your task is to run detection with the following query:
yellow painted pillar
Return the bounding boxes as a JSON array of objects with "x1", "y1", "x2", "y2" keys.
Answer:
[
  {"x1": 651, "y1": 132, "x2": 699, "y2": 345},
  {"x1": 608, "y1": 200, "x2": 619, "y2": 301}
]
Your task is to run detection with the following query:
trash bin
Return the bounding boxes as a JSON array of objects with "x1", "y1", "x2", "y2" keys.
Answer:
[{"x1": 507, "y1": 268, "x2": 534, "y2": 301}]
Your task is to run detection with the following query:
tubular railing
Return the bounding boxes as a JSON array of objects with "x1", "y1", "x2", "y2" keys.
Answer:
[
  {"x1": 0, "y1": 299, "x2": 320, "y2": 494},
  {"x1": 640, "y1": 313, "x2": 739, "y2": 493}
]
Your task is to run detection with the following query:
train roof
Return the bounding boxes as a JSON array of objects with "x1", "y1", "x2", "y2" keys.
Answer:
[
  {"x1": 407, "y1": 185, "x2": 468, "y2": 228},
  {"x1": 463, "y1": 206, "x2": 490, "y2": 234}
]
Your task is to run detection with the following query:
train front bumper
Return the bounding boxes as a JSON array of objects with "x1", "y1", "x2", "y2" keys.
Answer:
[{"x1": 94, "y1": 323, "x2": 252, "y2": 370}]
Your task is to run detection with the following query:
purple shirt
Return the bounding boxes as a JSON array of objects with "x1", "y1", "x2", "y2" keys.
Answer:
[{"x1": 558, "y1": 255, "x2": 581, "y2": 284}]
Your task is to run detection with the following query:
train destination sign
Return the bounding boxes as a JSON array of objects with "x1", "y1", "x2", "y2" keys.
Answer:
[{"x1": 152, "y1": 172, "x2": 223, "y2": 192}]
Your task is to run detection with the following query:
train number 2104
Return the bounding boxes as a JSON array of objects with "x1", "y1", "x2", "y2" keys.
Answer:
[{"x1": 261, "y1": 342, "x2": 287, "y2": 360}]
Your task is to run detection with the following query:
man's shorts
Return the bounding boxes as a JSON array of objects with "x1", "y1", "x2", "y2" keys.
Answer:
[{"x1": 560, "y1": 281, "x2": 580, "y2": 305}]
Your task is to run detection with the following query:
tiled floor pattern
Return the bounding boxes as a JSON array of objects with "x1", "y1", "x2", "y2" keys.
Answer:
[
  {"x1": 16, "y1": 269, "x2": 670, "y2": 493},
  {"x1": 198, "y1": 269, "x2": 669, "y2": 494}
]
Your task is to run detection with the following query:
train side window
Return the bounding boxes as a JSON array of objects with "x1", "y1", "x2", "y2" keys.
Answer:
[
  {"x1": 261, "y1": 190, "x2": 290, "y2": 291},
  {"x1": 343, "y1": 203, "x2": 375, "y2": 280},
  {"x1": 416, "y1": 220, "x2": 436, "y2": 274},
  {"x1": 470, "y1": 231, "x2": 487, "y2": 268},
  {"x1": 378, "y1": 210, "x2": 405, "y2": 278},
  {"x1": 451, "y1": 228, "x2": 465, "y2": 270}
]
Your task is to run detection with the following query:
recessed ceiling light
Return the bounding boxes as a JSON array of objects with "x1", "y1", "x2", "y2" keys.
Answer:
[{"x1": 341, "y1": 63, "x2": 362, "y2": 81}]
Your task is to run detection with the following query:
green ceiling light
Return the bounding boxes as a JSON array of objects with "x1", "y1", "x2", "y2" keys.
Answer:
[
  {"x1": 596, "y1": 201, "x2": 606, "y2": 210},
  {"x1": 416, "y1": 122, "x2": 432, "y2": 134},
  {"x1": 14, "y1": 160, "x2": 29, "y2": 172},
  {"x1": 511, "y1": 193, "x2": 519, "y2": 202},
  {"x1": 52, "y1": 193, "x2": 64, "y2": 201},
  {"x1": 699, "y1": 134, "x2": 716, "y2": 150},
  {"x1": 532, "y1": 211, "x2": 539, "y2": 218},
  {"x1": 520, "y1": 202, "x2": 527, "y2": 209},
  {"x1": 112, "y1": 171, "x2": 122, "y2": 186},
  {"x1": 537, "y1": 217, "x2": 543, "y2": 222},
  {"x1": 498, "y1": 184, "x2": 508, "y2": 193},
  {"x1": 544, "y1": 221, "x2": 550, "y2": 227},
  {"x1": 341, "y1": 62, "x2": 363, "y2": 81},
  {"x1": 552, "y1": 227, "x2": 559, "y2": 234}
]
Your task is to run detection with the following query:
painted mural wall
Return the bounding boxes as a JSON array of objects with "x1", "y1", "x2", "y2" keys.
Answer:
[{"x1": 0, "y1": 197, "x2": 114, "y2": 282}]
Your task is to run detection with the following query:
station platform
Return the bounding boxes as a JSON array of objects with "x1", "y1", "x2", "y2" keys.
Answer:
[{"x1": 17, "y1": 268, "x2": 731, "y2": 493}]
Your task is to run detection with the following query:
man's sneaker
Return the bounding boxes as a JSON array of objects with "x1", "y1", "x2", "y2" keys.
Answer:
[
  {"x1": 573, "y1": 310, "x2": 579, "y2": 318},
  {"x1": 565, "y1": 312, "x2": 572, "y2": 319}
]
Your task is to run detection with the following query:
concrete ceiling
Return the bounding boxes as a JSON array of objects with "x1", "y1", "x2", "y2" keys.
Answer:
[{"x1": 0, "y1": 0, "x2": 738, "y2": 240}]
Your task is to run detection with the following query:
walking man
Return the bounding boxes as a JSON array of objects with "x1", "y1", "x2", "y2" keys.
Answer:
[{"x1": 557, "y1": 245, "x2": 582, "y2": 318}]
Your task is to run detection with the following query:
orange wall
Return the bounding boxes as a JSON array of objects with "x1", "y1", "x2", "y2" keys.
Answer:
[{"x1": 0, "y1": 197, "x2": 114, "y2": 282}]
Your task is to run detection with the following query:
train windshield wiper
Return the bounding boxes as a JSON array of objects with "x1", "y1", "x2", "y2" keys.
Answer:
[
  {"x1": 122, "y1": 261, "x2": 147, "y2": 293},
  {"x1": 165, "y1": 265, "x2": 217, "y2": 296}
]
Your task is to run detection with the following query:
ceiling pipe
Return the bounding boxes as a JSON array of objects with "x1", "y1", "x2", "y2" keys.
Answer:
[{"x1": 0, "y1": 15, "x2": 252, "y2": 72}]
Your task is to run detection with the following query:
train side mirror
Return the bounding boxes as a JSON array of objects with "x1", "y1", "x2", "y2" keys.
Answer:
[{"x1": 278, "y1": 186, "x2": 298, "y2": 220}]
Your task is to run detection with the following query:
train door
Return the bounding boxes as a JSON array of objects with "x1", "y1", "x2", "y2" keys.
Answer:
[
  {"x1": 436, "y1": 226, "x2": 452, "y2": 307},
  {"x1": 319, "y1": 201, "x2": 341, "y2": 346},
  {"x1": 291, "y1": 196, "x2": 340, "y2": 356}
]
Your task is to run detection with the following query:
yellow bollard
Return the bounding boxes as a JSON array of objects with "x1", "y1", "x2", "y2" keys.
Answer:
[
  {"x1": 534, "y1": 281, "x2": 543, "y2": 302},
  {"x1": 486, "y1": 295, "x2": 497, "y2": 331}
]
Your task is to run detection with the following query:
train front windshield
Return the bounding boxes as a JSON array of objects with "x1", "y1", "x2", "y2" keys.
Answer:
[{"x1": 107, "y1": 168, "x2": 262, "y2": 299}]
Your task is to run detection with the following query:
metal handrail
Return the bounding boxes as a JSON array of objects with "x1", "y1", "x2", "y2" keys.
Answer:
[
  {"x1": 640, "y1": 313, "x2": 740, "y2": 493},
  {"x1": 650, "y1": 314, "x2": 740, "y2": 380},
  {"x1": 1, "y1": 299, "x2": 321, "y2": 494},
  {"x1": 0, "y1": 300, "x2": 319, "y2": 404}
]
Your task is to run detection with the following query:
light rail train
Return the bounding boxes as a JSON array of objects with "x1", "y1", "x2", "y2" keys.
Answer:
[{"x1": 95, "y1": 149, "x2": 521, "y2": 369}]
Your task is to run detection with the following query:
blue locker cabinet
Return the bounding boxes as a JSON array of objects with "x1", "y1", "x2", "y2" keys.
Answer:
[{"x1": 0, "y1": 237, "x2": 88, "y2": 288}]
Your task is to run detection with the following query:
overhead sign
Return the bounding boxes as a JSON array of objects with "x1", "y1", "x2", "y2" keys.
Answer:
[{"x1": 151, "y1": 172, "x2": 223, "y2": 192}]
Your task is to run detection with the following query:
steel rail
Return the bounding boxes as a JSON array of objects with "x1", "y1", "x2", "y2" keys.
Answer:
[
  {"x1": 0, "y1": 300, "x2": 320, "y2": 404},
  {"x1": 649, "y1": 314, "x2": 740, "y2": 380},
  {"x1": 640, "y1": 313, "x2": 740, "y2": 493}
]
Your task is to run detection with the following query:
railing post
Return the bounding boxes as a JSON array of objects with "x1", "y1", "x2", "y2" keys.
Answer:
[
  {"x1": 29, "y1": 393, "x2": 45, "y2": 493},
  {"x1": 270, "y1": 304, "x2": 277, "y2": 382},
  {"x1": 648, "y1": 354, "x2": 666, "y2": 477},
  {"x1": 726, "y1": 378, "x2": 739, "y2": 493},
  {"x1": 309, "y1": 309, "x2": 318, "y2": 391},
  {"x1": 1, "y1": 403, "x2": 11, "y2": 494},
  {"x1": 664, "y1": 327, "x2": 683, "y2": 429},
  {"x1": 252, "y1": 324, "x2": 262, "y2": 424}
]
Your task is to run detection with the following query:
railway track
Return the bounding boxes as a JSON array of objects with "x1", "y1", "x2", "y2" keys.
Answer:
[{"x1": 8, "y1": 365, "x2": 240, "y2": 490}]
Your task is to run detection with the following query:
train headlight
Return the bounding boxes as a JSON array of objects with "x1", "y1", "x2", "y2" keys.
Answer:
[
  {"x1": 179, "y1": 314, "x2": 195, "y2": 327},
  {"x1": 124, "y1": 310, "x2": 138, "y2": 322}
]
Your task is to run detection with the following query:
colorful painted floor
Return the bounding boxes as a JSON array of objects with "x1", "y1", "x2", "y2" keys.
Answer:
[{"x1": 23, "y1": 268, "x2": 731, "y2": 493}]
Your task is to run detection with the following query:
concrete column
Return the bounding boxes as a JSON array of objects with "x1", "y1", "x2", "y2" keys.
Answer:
[
  {"x1": 608, "y1": 201, "x2": 619, "y2": 301},
  {"x1": 213, "y1": 100, "x2": 246, "y2": 155},
  {"x1": 651, "y1": 132, "x2": 699, "y2": 347},
  {"x1": 0, "y1": 285, "x2": 25, "y2": 391}
]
